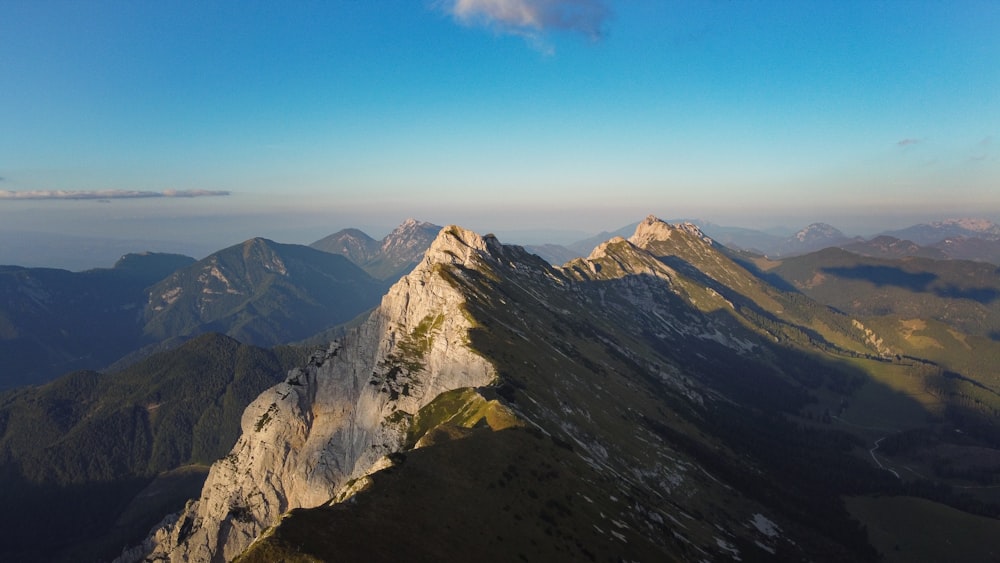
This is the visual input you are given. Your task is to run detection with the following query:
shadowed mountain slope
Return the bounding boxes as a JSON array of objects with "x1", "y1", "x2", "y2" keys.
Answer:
[
  {"x1": 0, "y1": 252, "x2": 195, "y2": 389},
  {"x1": 0, "y1": 333, "x2": 309, "y2": 563}
]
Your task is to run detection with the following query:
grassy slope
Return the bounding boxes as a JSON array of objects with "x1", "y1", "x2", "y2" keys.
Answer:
[{"x1": 238, "y1": 427, "x2": 678, "y2": 563}]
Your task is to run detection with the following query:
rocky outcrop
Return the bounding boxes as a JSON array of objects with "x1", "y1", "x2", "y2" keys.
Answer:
[{"x1": 128, "y1": 226, "x2": 499, "y2": 562}]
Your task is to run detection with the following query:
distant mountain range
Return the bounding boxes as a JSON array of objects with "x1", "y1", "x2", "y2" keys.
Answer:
[
  {"x1": 880, "y1": 218, "x2": 1000, "y2": 245},
  {"x1": 0, "y1": 237, "x2": 388, "y2": 390},
  {"x1": 725, "y1": 219, "x2": 1000, "y2": 263},
  {"x1": 0, "y1": 231, "x2": 220, "y2": 272},
  {"x1": 0, "y1": 252, "x2": 195, "y2": 389},
  {"x1": 3, "y1": 217, "x2": 997, "y2": 392},
  {"x1": 0, "y1": 220, "x2": 440, "y2": 391}
]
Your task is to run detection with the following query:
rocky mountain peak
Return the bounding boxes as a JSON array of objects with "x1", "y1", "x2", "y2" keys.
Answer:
[
  {"x1": 422, "y1": 225, "x2": 508, "y2": 268},
  {"x1": 794, "y1": 223, "x2": 844, "y2": 242},
  {"x1": 382, "y1": 219, "x2": 440, "y2": 248},
  {"x1": 394, "y1": 217, "x2": 426, "y2": 232},
  {"x1": 628, "y1": 215, "x2": 713, "y2": 249},
  {"x1": 585, "y1": 236, "x2": 630, "y2": 261},
  {"x1": 628, "y1": 214, "x2": 675, "y2": 247}
]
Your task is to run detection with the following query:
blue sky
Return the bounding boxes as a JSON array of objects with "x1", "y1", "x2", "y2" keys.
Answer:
[{"x1": 1, "y1": 0, "x2": 998, "y2": 260}]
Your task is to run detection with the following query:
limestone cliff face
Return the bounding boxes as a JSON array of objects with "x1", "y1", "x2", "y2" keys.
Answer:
[{"x1": 132, "y1": 226, "x2": 498, "y2": 562}]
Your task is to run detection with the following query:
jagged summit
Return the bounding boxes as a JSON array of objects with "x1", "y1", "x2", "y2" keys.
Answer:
[
  {"x1": 585, "y1": 236, "x2": 630, "y2": 261},
  {"x1": 629, "y1": 214, "x2": 713, "y2": 248},
  {"x1": 381, "y1": 218, "x2": 439, "y2": 251},
  {"x1": 388, "y1": 217, "x2": 435, "y2": 234},
  {"x1": 422, "y1": 225, "x2": 511, "y2": 268},
  {"x1": 628, "y1": 214, "x2": 674, "y2": 247}
]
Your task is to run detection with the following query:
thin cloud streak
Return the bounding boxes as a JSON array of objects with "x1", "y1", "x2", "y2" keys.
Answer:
[
  {"x1": 445, "y1": 0, "x2": 610, "y2": 39},
  {"x1": 897, "y1": 138, "x2": 922, "y2": 147},
  {"x1": 0, "y1": 189, "x2": 231, "y2": 201}
]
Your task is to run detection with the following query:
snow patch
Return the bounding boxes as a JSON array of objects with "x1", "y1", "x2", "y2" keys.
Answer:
[
  {"x1": 750, "y1": 513, "x2": 781, "y2": 538},
  {"x1": 715, "y1": 537, "x2": 741, "y2": 560}
]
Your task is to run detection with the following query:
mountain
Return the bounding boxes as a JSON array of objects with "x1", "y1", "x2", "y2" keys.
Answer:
[
  {"x1": 143, "y1": 238, "x2": 385, "y2": 347},
  {"x1": 0, "y1": 333, "x2": 309, "y2": 563},
  {"x1": 766, "y1": 222, "x2": 859, "y2": 257},
  {"x1": 880, "y1": 218, "x2": 1000, "y2": 246},
  {"x1": 840, "y1": 235, "x2": 949, "y2": 261},
  {"x1": 929, "y1": 236, "x2": 1000, "y2": 264},
  {"x1": 124, "y1": 216, "x2": 1000, "y2": 562},
  {"x1": 0, "y1": 252, "x2": 195, "y2": 389},
  {"x1": 308, "y1": 228, "x2": 379, "y2": 266},
  {"x1": 311, "y1": 219, "x2": 442, "y2": 281}
]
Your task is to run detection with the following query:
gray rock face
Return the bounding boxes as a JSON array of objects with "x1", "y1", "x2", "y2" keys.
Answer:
[{"x1": 131, "y1": 226, "x2": 498, "y2": 562}]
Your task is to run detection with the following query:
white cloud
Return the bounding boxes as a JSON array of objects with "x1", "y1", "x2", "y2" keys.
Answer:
[
  {"x1": 0, "y1": 189, "x2": 230, "y2": 200},
  {"x1": 445, "y1": 0, "x2": 610, "y2": 39}
]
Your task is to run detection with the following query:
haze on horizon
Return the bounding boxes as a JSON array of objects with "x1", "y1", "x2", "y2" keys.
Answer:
[{"x1": 1, "y1": 1, "x2": 998, "y2": 267}]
